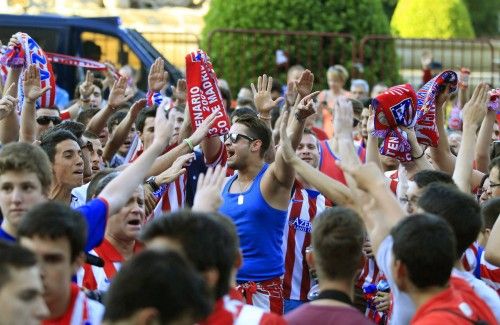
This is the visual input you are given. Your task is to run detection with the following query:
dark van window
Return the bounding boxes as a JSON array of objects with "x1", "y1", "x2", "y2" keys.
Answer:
[{"x1": 0, "y1": 28, "x2": 60, "y2": 52}]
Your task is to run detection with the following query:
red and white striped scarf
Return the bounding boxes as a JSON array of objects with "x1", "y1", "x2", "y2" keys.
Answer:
[{"x1": 0, "y1": 32, "x2": 55, "y2": 110}]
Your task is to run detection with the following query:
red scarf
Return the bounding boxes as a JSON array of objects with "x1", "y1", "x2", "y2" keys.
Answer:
[
  {"x1": 372, "y1": 84, "x2": 418, "y2": 162},
  {"x1": 186, "y1": 50, "x2": 229, "y2": 137}
]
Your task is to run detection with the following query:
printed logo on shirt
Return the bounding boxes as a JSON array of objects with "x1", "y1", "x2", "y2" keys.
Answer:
[{"x1": 289, "y1": 217, "x2": 312, "y2": 233}]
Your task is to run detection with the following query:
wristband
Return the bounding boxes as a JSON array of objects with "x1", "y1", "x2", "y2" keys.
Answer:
[
  {"x1": 411, "y1": 146, "x2": 428, "y2": 160},
  {"x1": 257, "y1": 113, "x2": 271, "y2": 121},
  {"x1": 183, "y1": 138, "x2": 194, "y2": 151},
  {"x1": 146, "y1": 176, "x2": 160, "y2": 192}
]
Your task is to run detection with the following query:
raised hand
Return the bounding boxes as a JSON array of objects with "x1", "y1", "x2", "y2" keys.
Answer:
[
  {"x1": 156, "y1": 152, "x2": 195, "y2": 185},
  {"x1": 22, "y1": 64, "x2": 51, "y2": 103},
  {"x1": 7, "y1": 34, "x2": 20, "y2": 48},
  {"x1": 293, "y1": 91, "x2": 319, "y2": 121},
  {"x1": 0, "y1": 84, "x2": 18, "y2": 120},
  {"x1": 295, "y1": 69, "x2": 314, "y2": 98},
  {"x1": 172, "y1": 79, "x2": 187, "y2": 104},
  {"x1": 187, "y1": 109, "x2": 219, "y2": 146},
  {"x1": 129, "y1": 99, "x2": 147, "y2": 120},
  {"x1": 462, "y1": 83, "x2": 490, "y2": 128},
  {"x1": 367, "y1": 105, "x2": 375, "y2": 135},
  {"x1": 102, "y1": 61, "x2": 118, "y2": 89},
  {"x1": 108, "y1": 76, "x2": 134, "y2": 109},
  {"x1": 251, "y1": 74, "x2": 284, "y2": 117},
  {"x1": 148, "y1": 58, "x2": 168, "y2": 92},
  {"x1": 79, "y1": 70, "x2": 95, "y2": 100},
  {"x1": 421, "y1": 50, "x2": 432, "y2": 69},
  {"x1": 333, "y1": 97, "x2": 354, "y2": 138},
  {"x1": 152, "y1": 99, "x2": 173, "y2": 147},
  {"x1": 192, "y1": 164, "x2": 227, "y2": 212}
]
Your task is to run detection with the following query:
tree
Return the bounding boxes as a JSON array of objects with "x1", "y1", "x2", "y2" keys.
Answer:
[
  {"x1": 463, "y1": 0, "x2": 499, "y2": 37},
  {"x1": 391, "y1": 0, "x2": 476, "y2": 39},
  {"x1": 201, "y1": 0, "x2": 400, "y2": 95}
]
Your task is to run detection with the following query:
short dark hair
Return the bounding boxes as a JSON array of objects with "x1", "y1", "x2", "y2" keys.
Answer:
[
  {"x1": 76, "y1": 108, "x2": 100, "y2": 126},
  {"x1": 141, "y1": 210, "x2": 238, "y2": 299},
  {"x1": 488, "y1": 156, "x2": 500, "y2": 173},
  {"x1": 391, "y1": 213, "x2": 456, "y2": 288},
  {"x1": 418, "y1": 183, "x2": 481, "y2": 258},
  {"x1": 104, "y1": 249, "x2": 211, "y2": 323},
  {"x1": 18, "y1": 201, "x2": 87, "y2": 262},
  {"x1": 312, "y1": 207, "x2": 365, "y2": 281},
  {"x1": 234, "y1": 114, "x2": 272, "y2": 157},
  {"x1": 0, "y1": 142, "x2": 52, "y2": 195},
  {"x1": 135, "y1": 106, "x2": 157, "y2": 133},
  {"x1": 107, "y1": 110, "x2": 128, "y2": 134},
  {"x1": 86, "y1": 168, "x2": 116, "y2": 201},
  {"x1": 413, "y1": 170, "x2": 455, "y2": 189},
  {"x1": 40, "y1": 129, "x2": 80, "y2": 163},
  {"x1": 51, "y1": 120, "x2": 85, "y2": 139},
  {"x1": 0, "y1": 241, "x2": 37, "y2": 290},
  {"x1": 481, "y1": 197, "x2": 500, "y2": 230},
  {"x1": 230, "y1": 107, "x2": 257, "y2": 122}
]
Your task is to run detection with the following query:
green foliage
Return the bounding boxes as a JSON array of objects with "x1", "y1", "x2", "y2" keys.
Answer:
[
  {"x1": 201, "y1": 0, "x2": 400, "y2": 95},
  {"x1": 390, "y1": 0, "x2": 476, "y2": 39},
  {"x1": 463, "y1": 0, "x2": 499, "y2": 37}
]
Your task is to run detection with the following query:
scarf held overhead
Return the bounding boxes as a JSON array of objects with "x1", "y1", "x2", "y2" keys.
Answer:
[
  {"x1": 372, "y1": 71, "x2": 458, "y2": 162},
  {"x1": 371, "y1": 84, "x2": 418, "y2": 162},
  {"x1": 185, "y1": 50, "x2": 229, "y2": 137},
  {"x1": 0, "y1": 32, "x2": 55, "y2": 110}
]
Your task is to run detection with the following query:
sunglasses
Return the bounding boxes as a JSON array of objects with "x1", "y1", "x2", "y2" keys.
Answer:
[
  {"x1": 223, "y1": 133, "x2": 256, "y2": 144},
  {"x1": 36, "y1": 116, "x2": 61, "y2": 125}
]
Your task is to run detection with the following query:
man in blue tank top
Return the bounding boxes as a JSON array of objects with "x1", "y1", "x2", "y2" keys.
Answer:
[{"x1": 213, "y1": 73, "x2": 318, "y2": 315}]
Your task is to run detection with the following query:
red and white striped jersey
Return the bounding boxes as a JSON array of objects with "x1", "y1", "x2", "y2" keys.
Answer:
[
  {"x1": 356, "y1": 256, "x2": 382, "y2": 290},
  {"x1": 79, "y1": 239, "x2": 141, "y2": 292},
  {"x1": 282, "y1": 181, "x2": 326, "y2": 301},
  {"x1": 201, "y1": 294, "x2": 286, "y2": 325},
  {"x1": 461, "y1": 241, "x2": 500, "y2": 295},
  {"x1": 152, "y1": 174, "x2": 188, "y2": 218},
  {"x1": 318, "y1": 140, "x2": 366, "y2": 185},
  {"x1": 42, "y1": 283, "x2": 104, "y2": 325}
]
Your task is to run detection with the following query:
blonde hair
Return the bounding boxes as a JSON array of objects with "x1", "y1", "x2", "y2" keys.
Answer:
[{"x1": 327, "y1": 65, "x2": 349, "y2": 81}]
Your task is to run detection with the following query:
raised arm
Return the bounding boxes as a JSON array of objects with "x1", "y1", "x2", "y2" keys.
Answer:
[
  {"x1": 20, "y1": 65, "x2": 51, "y2": 143},
  {"x1": 98, "y1": 100, "x2": 171, "y2": 215},
  {"x1": 474, "y1": 109, "x2": 496, "y2": 173},
  {"x1": 365, "y1": 107, "x2": 384, "y2": 170},
  {"x1": 86, "y1": 76, "x2": 132, "y2": 136},
  {"x1": 192, "y1": 164, "x2": 227, "y2": 213},
  {"x1": 485, "y1": 213, "x2": 500, "y2": 267},
  {"x1": 269, "y1": 91, "x2": 318, "y2": 189},
  {"x1": 429, "y1": 89, "x2": 456, "y2": 173},
  {"x1": 453, "y1": 83, "x2": 489, "y2": 193},
  {"x1": 148, "y1": 109, "x2": 218, "y2": 177},
  {"x1": 102, "y1": 99, "x2": 146, "y2": 163},
  {"x1": 0, "y1": 35, "x2": 22, "y2": 143},
  {"x1": 401, "y1": 126, "x2": 434, "y2": 177},
  {"x1": 251, "y1": 74, "x2": 284, "y2": 163},
  {"x1": 0, "y1": 84, "x2": 17, "y2": 122}
]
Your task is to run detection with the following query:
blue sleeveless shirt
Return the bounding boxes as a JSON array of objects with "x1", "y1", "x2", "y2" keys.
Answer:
[{"x1": 220, "y1": 163, "x2": 288, "y2": 282}]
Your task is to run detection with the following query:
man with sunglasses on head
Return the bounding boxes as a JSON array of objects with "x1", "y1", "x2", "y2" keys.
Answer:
[{"x1": 36, "y1": 106, "x2": 61, "y2": 139}]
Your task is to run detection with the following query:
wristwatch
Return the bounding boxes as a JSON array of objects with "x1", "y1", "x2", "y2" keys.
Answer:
[{"x1": 146, "y1": 176, "x2": 160, "y2": 192}]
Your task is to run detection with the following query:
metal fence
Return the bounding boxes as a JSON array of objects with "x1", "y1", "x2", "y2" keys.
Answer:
[
  {"x1": 359, "y1": 35, "x2": 498, "y2": 94},
  {"x1": 143, "y1": 29, "x2": 499, "y2": 92}
]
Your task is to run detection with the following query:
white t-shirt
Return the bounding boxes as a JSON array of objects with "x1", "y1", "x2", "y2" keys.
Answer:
[
  {"x1": 452, "y1": 268, "x2": 500, "y2": 322},
  {"x1": 376, "y1": 235, "x2": 415, "y2": 324}
]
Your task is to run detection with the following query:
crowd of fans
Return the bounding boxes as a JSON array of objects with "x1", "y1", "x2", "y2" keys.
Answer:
[{"x1": 0, "y1": 31, "x2": 499, "y2": 325}]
